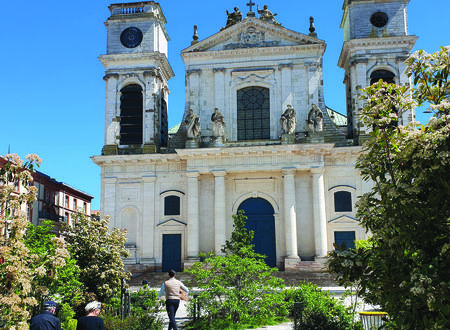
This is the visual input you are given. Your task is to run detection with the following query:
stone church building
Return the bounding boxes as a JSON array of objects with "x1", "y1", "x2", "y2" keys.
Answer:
[{"x1": 92, "y1": 0, "x2": 416, "y2": 272}]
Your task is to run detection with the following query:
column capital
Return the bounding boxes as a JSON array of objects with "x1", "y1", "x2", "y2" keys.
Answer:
[
  {"x1": 142, "y1": 175, "x2": 156, "y2": 182},
  {"x1": 213, "y1": 67, "x2": 226, "y2": 73},
  {"x1": 282, "y1": 167, "x2": 296, "y2": 176},
  {"x1": 104, "y1": 176, "x2": 118, "y2": 184},
  {"x1": 310, "y1": 166, "x2": 324, "y2": 175},
  {"x1": 186, "y1": 171, "x2": 200, "y2": 178},
  {"x1": 103, "y1": 73, "x2": 119, "y2": 81},
  {"x1": 212, "y1": 170, "x2": 227, "y2": 177}
]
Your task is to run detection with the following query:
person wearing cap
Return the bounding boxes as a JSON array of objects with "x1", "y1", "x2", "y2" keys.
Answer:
[
  {"x1": 30, "y1": 301, "x2": 61, "y2": 330},
  {"x1": 76, "y1": 301, "x2": 105, "y2": 330},
  {"x1": 158, "y1": 269, "x2": 189, "y2": 330}
]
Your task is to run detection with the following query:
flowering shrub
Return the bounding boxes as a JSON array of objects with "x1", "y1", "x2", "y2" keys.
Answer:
[
  {"x1": 0, "y1": 154, "x2": 71, "y2": 329},
  {"x1": 327, "y1": 47, "x2": 450, "y2": 329},
  {"x1": 63, "y1": 213, "x2": 130, "y2": 305}
]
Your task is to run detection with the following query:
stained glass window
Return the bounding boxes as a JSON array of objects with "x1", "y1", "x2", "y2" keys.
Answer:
[{"x1": 237, "y1": 87, "x2": 270, "y2": 141}]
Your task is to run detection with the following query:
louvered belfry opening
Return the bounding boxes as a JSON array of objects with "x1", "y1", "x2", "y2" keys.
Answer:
[
  {"x1": 120, "y1": 84, "x2": 143, "y2": 146},
  {"x1": 160, "y1": 98, "x2": 168, "y2": 147},
  {"x1": 237, "y1": 86, "x2": 270, "y2": 141},
  {"x1": 370, "y1": 70, "x2": 395, "y2": 85}
]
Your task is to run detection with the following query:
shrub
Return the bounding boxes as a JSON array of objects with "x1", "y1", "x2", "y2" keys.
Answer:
[
  {"x1": 283, "y1": 283, "x2": 363, "y2": 330},
  {"x1": 185, "y1": 211, "x2": 288, "y2": 329}
]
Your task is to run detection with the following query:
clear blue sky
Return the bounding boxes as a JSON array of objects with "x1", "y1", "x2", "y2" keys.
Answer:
[{"x1": 0, "y1": 1, "x2": 448, "y2": 210}]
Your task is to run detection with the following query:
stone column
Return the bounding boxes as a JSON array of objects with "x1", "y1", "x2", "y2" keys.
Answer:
[
  {"x1": 213, "y1": 68, "x2": 226, "y2": 116},
  {"x1": 141, "y1": 175, "x2": 156, "y2": 267},
  {"x1": 283, "y1": 168, "x2": 300, "y2": 269},
  {"x1": 311, "y1": 167, "x2": 328, "y2": 258},
  {"x1": 213, "y1": 170, "x2": 227, "y2": 254},
  {"x1": 185, "y1": 171, "x2": 200, "y2": 266},
  {"x1": 103, "y1": 74, "x2": 119, "y2": 154},
  {"x1": 102, "y1": 176, "x2": 117, "y2": 225}
]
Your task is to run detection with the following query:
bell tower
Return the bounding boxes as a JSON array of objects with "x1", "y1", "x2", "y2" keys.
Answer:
[
  {"x1": 100, "y1": 1, "x2": 174, "y2": 155},
  {"x1": 338, "y1": 0, "x2": 417, "y2": 144}
]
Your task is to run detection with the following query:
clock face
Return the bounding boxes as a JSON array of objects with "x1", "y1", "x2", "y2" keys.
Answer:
[{"x1": 120, "y1": 27, "x2": 143, "y2": 48}]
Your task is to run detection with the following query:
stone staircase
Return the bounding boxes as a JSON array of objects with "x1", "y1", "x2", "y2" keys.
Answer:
[{"x1": 128, "y1": 264, "x2": 336, "y2": 288}]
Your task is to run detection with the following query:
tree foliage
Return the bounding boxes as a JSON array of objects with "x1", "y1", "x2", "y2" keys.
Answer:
[
  {"x1": 186, "y1": 210, "x2": 287, "y2": 329},
  {"x1": 63, "y1": 213, "x2": 130, "y2": 304},
  {"x1": 328, "y1": 47, "x2": 450, "y2": 329}
]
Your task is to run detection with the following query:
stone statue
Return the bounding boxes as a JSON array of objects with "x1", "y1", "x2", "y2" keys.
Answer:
[
  {"x1": 211, "y1": 107, "x2": 226, "y2": 138},
  {"x1": 226, "y1": 7, "x2": 242, "y2": 28},
  {"x1": 280, "y1": 105, "x2": 297, "y2": 134},
  {"x1": 306, "y1": 104, "x2": 324, "y2": 134},
  {"x1": 257, "y1": 5, "x2": 278, "y2": 24},
  {"x1": 184, "y1": 109, "x2": 200, "y2": 139}
]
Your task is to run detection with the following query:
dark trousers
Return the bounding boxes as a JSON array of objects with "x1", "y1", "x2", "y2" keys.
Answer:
[{"x1": 166, "y1": 299, "x2": 180, "y2": 330}]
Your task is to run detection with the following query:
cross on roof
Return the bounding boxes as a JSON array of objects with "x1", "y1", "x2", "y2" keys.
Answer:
[{"x1": 247, "y1": 0, "x2": 255, "y2": 12}]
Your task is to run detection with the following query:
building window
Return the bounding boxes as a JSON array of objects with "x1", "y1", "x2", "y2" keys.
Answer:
[
  {"x1": 83, "y1": 202, "x2": 87, "y2": 214},
  {"x1": 120, "y1": 84, "x2": 143, "y2": 145},
  {"x1": 334, "y1": 231, "x2": 356, "y2": 250},
  {"x1": 65, "y1": 196, "x2": 69, "y2": 208},
  {"x1": 370, "y1": 70, "x2": 395, "y2": 85},
  {"x1": 64, "y1": 212, "x2": 69, "y2": 224},
  {"x1": 73, "y1": 199, "x2": 77, "y2": 210},
  {"x1": 334, "y1": 191, "x2": 352, "y2": 212},
  {"x1": 164, "y1": 196, "x2": 180, "y2": 216},
  {"x1": 237, "y1": 86, "x2": 270, "y2": 141}
]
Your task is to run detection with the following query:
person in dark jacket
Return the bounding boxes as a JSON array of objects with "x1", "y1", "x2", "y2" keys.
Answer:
[
  {"x1": 30, "y1": 301, "x2": 61, "y2": 330},
  {"x1": 76, "y1": 301, "x2": 105, "y2": 330}
]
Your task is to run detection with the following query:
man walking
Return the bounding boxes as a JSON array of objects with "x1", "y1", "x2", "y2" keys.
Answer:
[
  {"x1": 158, "y1": 269, "x2": 189, "y2": 330},
  {"x1": 30, "y1": 301, "x2": 61, "y2": 330}
]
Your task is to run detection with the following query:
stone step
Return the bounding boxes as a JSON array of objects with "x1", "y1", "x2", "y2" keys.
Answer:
[{"x1": 128, "y1": 269, "x2": 337, "y2": 288}]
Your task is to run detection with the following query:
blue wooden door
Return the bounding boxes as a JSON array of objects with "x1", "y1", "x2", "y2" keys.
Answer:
[
  {"x1": 162, "y1": 234, "x2": 182, "y2": 272},
  {"x1": 238, "y1": 198, "x2": 276, "y2": 267},
  {"x1": 334, "y1": 231, "x2": 356, "y2": 250}
]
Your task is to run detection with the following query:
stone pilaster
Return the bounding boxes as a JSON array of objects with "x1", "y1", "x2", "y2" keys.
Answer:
[
  {"x1": 283, "y1": 168, "x2": 300, "y2": 269},
  {"x1": 213, "y1": 170, "x2": 227, "y2": 255},
  {"x1": 311, "y1": 167, "x2": 328, "y2": 258},
  {"x1": 103, "y1": 73, "x2": 119, "y2": 146},
  {"x1": 141, "y1": 175, "x2": 156, "y2": 266},
  {"x1": 185, "y1": 171, "x2": 200, "y2": 266}
]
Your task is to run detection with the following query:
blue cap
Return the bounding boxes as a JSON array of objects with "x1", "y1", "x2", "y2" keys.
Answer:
[{"x1": 44, "y1": 301, "x2": 57, "y2": 308}]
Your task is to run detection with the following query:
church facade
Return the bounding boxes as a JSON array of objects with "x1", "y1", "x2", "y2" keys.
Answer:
[{"x1": 92, "y1": 0, "x2": 416, "y2": 272}]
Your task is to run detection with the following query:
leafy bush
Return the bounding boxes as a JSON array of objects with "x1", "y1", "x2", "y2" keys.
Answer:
[
  {"x1": 185, "y1": 211, "x2": 288, "y2": 329},
  {"x1": 63, "y1": 213, "x2": 130, "y2": 304},
  {"x1": 283, "y1": 283, "x2": 363, "y2": 330},
  {"x1": 102, "y1": 286, "x2": 164, "y2": 330}
]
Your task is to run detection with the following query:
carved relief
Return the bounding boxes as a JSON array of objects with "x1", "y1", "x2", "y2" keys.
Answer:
[{"x1": 223, "y1": 27, "x2": 280, "y2": 49}]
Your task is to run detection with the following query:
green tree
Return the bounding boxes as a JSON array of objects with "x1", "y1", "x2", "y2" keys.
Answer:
[
  {"x1": 328, "y1": 47, "x2": 450, "y2": 329},
  {"x1": 23, "y1": 221, "x2": 82, "y2": 311},
  {"x1": 63, "y1": 213, "x2": 130, "y2": 304},
  {"x1": 186, "y1": 210, "x2": 287, "y2": 329}
]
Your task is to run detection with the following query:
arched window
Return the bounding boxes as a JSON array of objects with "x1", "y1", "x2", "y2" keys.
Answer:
[
  {"x1": 164, "y1": 195, "x2": 180, "y2": 216},
  {"x1": 370, "y1": 70, "x2": 395, "y2": 85},
  {"x1": 237, "y1": 87, "x2": 270, "y2": 141},
  {"x1": 120, "y1": 84, "x2": 143, "y2": 145},
  {"x1": 334, "y1": 191, "x2": 352, "y2": 212}
]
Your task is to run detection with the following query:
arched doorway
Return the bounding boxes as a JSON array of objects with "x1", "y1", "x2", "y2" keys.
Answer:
[{"x1": 238, "y1": 198, "x2": 276, "y2": 267}]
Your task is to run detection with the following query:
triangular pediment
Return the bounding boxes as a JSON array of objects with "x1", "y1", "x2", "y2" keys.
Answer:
[
  {"x1": 182, "y1": 17, "x2": 324, "y2": 53},
  {"x1": 157, "y1": 219, "x2": 187, "y2": 226},
  {"x1": 329, "y1": 215, "x2": 359, "y2": 224}
]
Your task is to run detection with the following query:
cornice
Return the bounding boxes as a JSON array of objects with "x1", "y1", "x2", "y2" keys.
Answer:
[
  {"x1": 182, "y1": 17, "x2": 324, "y2": 54},
  {"x1": 338, "y1": 35, "x2": 417, "y2": 69},
  {"x1": 99, "y1": 52, "x2": 174, "y2": 80},
  {"x1": 176, "y1": 144, "x2": 335, "y2": 159},
  {"x1": 182, "y1": 43, "x2": 326, "y2": 61},
  {"x1": 91, "y1": 153, "x2": 181, "y2": 166}
]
